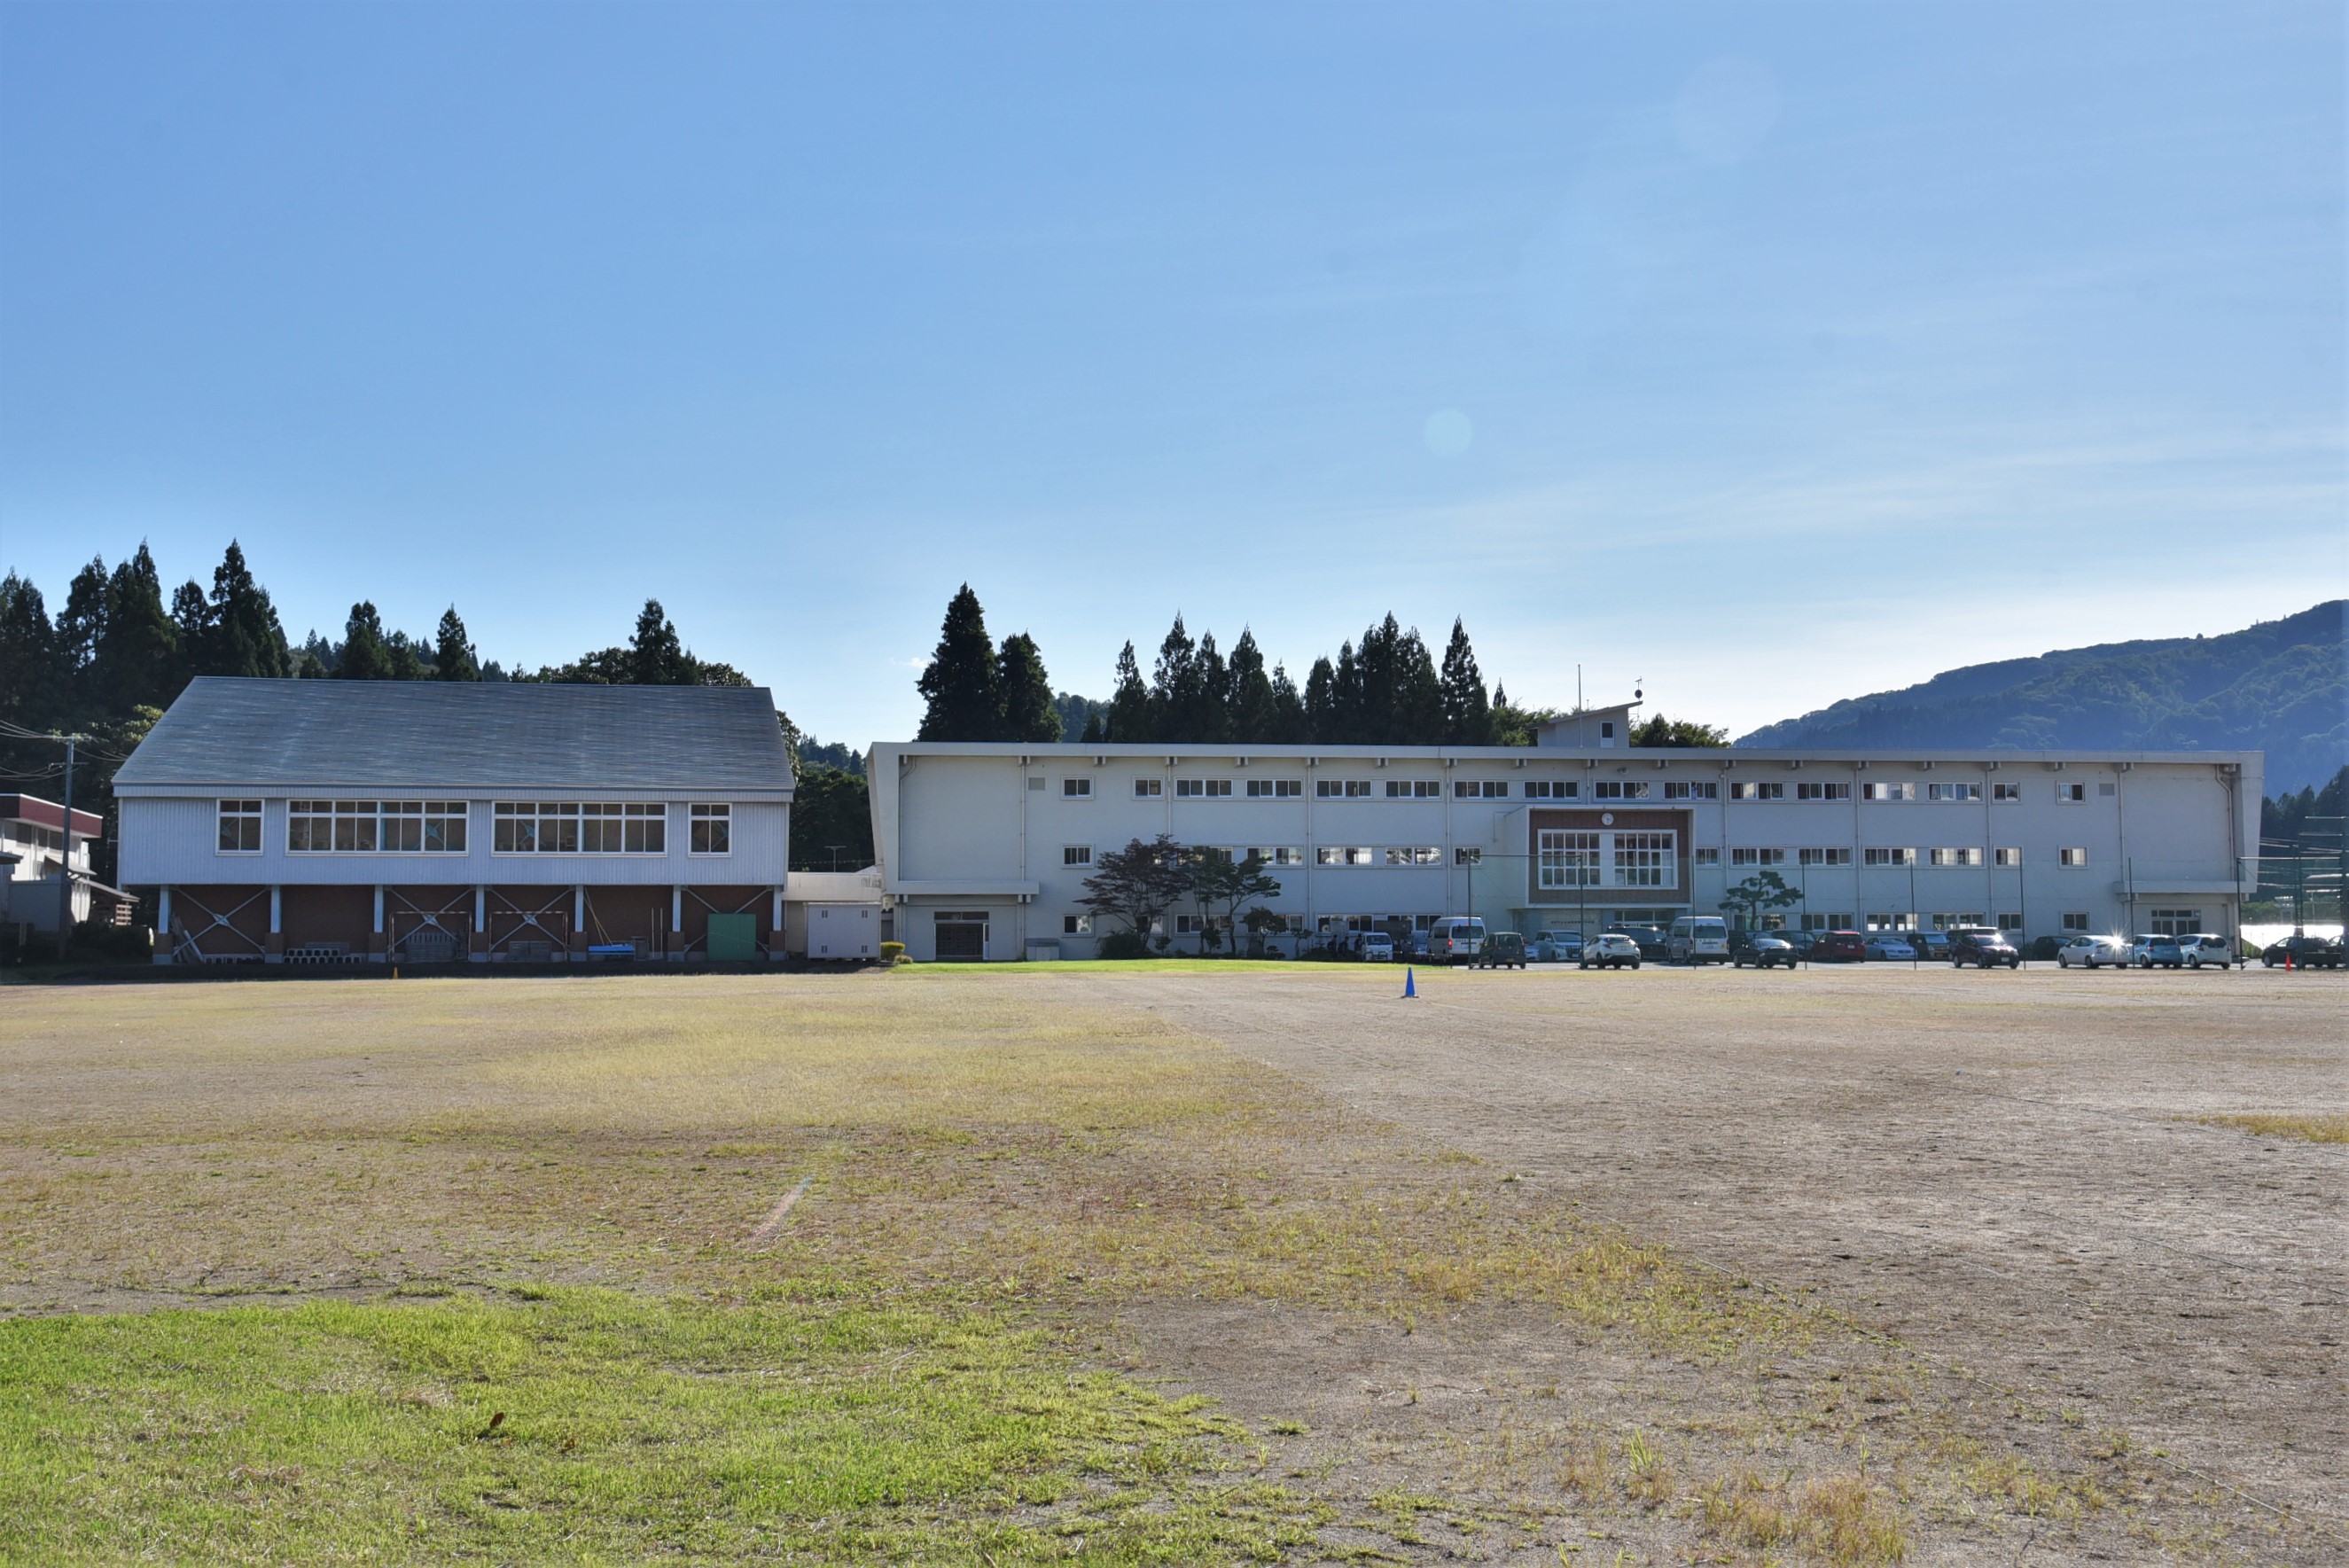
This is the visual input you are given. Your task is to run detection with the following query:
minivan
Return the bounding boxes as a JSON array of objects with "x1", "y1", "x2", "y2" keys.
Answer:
[
  {"x1": 1666, "y1": 916, "x2": 1730, "y2": 965},
  {"x1": 1428, "y1": 916, "x2": 1487, "y2": 964}
]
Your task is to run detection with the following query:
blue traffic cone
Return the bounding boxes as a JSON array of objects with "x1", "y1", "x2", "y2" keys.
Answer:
[{"x1": 1402, "y1": 966, "x2": 1417, "y2": 998}]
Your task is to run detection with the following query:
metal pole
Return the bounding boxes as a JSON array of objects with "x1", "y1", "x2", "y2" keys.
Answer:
[
  {"x1": 55, "y1": 737, "x2": 76, "y2": 960},
  {"x1": 1908, "y1": 856, "x2": 1916, "y2": 969}
]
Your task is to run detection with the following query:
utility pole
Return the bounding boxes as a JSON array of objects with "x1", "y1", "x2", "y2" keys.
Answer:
[{"x1": 56, "y1": 737, "x2": 76, "y2": 960}]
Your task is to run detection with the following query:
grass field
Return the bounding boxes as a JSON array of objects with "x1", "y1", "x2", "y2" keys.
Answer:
[{"x1": 1, "y1": 965, "x2": 2339, "y2": 1564}]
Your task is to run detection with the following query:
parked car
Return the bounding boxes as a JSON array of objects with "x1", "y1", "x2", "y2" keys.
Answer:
[
  {"x1": 1666, "y1": 916, "x2": 1731, "y2": 965},
  {"x1": 2130, "y1": 933, "x2": 2183, "y2": 970},
  {"x1": 1729, "y1": 931, "x2": 1796, "y2": 969},
  {"x1": 1812, "y1": 930, "x2": 1869, "y2": 963},
  {"x1": 1580, "y1": 932, "x2": 1643, "y2": 970},
  {"x1": 1864, "y1": 934, "x2": 1918, "y2": 962},
  {"x1": 1947, "y1": 926, "x2": 2020, "y2": 969},
  {"x1": 1427, "y1": 916, "x2": 1487, "y2": 966},
  {"x1": 1908, "y1": 929, "x2": 1953, "y2": 961},
  {"x1": 2175, "y1": 933, "x2": 2236, "y2": 969},
  {"x1": 1532, "y1": 930, "x2": 1584, "y2": 963},
  {"x1": 1359, "y1": 931, "x2": 1395, "y2": 963},
  {"x1": 2056, "y1": 933, "x2": 2129, "y2": 969},
  {"x1": 1477, "y1": 931, "x2": 1528, "y2": 969},
  {"x1": 2260, "y1": 934, "x2": 2345, "y2": 969},
  {"x1": 1610, "y1": 924, "x2": 1670, "y2": 960},
  {"x1": 1775, "y1": 930, "x2": 1818, "y2": 960}
]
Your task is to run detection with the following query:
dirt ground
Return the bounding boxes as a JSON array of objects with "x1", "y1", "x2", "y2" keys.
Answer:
[
  {"x1": 1, "y1": 963, "x2": 2339, "y2": 1564},
  {"x1": 1100, "y1": 963, "x2": 2347, "y2": 1558}
]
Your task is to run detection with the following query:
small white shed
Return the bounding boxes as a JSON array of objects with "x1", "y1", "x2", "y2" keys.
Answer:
[{"x1": 783, "y1": 869, "x2": 885, "y2": 960}]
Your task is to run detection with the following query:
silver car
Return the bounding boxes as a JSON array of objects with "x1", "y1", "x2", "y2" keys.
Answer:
[
  {"x1": 1865, "y1": 934, "x2": 1918, "y2": 961},
  {"x1": 1579, "y1": 932, "x2": 1642, "y2": 970},
  {"x1": 2056, "y1": 934, "x2": 2129, "y2": 969},
  {"x1": 2175, "y1": 933, "x2": 2236, "y2": 969},
  {"x1": 1533, "y1": 930, "x2": 1584, "y2": 963}
]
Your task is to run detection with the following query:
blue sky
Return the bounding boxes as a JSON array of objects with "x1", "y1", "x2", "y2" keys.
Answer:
[{"x1": 3, "y1": 2, "x2": 2341, "y2": 745}]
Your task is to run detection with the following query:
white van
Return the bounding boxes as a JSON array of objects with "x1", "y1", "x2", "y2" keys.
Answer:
[
  {"x1": 1428, "y1": 917, "x2": 1487, "y2": 965},
  {"x1": 1666, "y1": 916, "x2": 1730, "y2": 965}
]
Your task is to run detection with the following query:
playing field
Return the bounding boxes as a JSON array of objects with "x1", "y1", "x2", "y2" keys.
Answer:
[{"x1": 0, "y1": 963, "x2": 2339, "y2": 1564}]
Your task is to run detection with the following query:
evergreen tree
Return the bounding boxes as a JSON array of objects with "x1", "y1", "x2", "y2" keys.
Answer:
[
  {"x1": 1630, "y1": 713, "x2": 1729, "y2": 747},
  {"x1": 1105, "y1": 641, "x2": 1151, "y2": 742},
  {"x1": 916, "y1": 584, "x2": 1003, "y2": 740},
  {"x1": 628, "y1": 599, "x2": 690, "y2": 685},
  {"x1": 56, "y1": 558, "x2": 111, "y2": 709},
  {"x1": 1439, "y1": 617, "x2": 1494, "y2": 745},
  {"x1": 207, "y1": 542, "x2": 289, "y2": 678},
  {"x1": 1268, "y1": 662, "x2": 1309, "y2": 744},
  {"x1": 1393, "y1": 626, "x2": 1445, "y2": 744},
  {"x1": 1354, "y1": 615, "x2": 1401, "y2": 739},
  {"x1": 1191, "y1": 631, "x2": 1231, "y2": 744},
  {"x1": 1080, "y1": 710, "x2": 1105, "y2": 744},
  {"x1": 337, "y1": 602, "x2": 394, "y2": 681},
  {"x1": 0, "y1": 573, "x2": 63, "y2": 734},
  {"x1": 1226, "y1": 628, "x2": 1276, "y2": 743},
  {"x1": 433, "y1": 606, "x2": 481, "y2": 681},
  {"x1": 1151, "y1": 614, "x2": 1202, "y2": 741},
  {"x1": 996, "y1": 632, "x2": 1062, "y2": 742},
  {"x1": 1330, "y1": 643, "x2": 1364, "y2": 744},
  {"x1": 170, "y1": 580, "x2": 211, "y2": 671},
  {"x1": 94, "y1": 544, "x2": 183, "y2": 713},
  {"x1": 1304, "y1": 656, "x2": 1338, "y2": 743},
  {"x1": 386, "y1": 632, "x2": 432, "y2": 682}
]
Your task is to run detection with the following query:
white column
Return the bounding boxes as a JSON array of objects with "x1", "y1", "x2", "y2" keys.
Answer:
[
  {"x1": 473, "y1": 884, "x2": 488, "y2": 963},
  {"x1": 269, "y1": 885, "x2": 282, "y2": 933},
  {"x1": 372, "y1": 885, "x2": 384, "y2": 932},
  {"x1": 574, "y1": 885, "x2": 586, "y2": 961},
  {"x1": 157, "y1": 885, "x2": 173, "y2": 932}
]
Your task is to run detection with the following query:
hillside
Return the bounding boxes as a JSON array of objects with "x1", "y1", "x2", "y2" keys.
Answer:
[{"x1": 1737, "y1": 601, "x2": 2347, "y2": 792}]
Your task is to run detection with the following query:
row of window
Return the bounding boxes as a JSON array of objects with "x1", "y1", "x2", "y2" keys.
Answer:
[
  {"x1": 1698, "y1": 846, "x2": 2088, "y2": 868},
  {"x1": 219, "y1": 800, "x2": 731, "y2": 855},
  {"x1": 1057, "y1": 776, "x2": 2116, "y2": 804},
  {"x1": 1533, "y1": 829, "x2": 1676, "y2": 890},
  {"x1": 1067, "y1": 909, "x2": 2136, "y2": 939}
]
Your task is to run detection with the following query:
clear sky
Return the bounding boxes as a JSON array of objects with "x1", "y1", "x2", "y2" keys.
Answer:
[{"x1": 3, "y1": 2, "x2": 2342, "y2": 745}]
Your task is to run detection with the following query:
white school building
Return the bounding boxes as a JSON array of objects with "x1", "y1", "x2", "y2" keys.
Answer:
[{"x1": 868, "y1": 711, "x2": 2262, "y2": 961}]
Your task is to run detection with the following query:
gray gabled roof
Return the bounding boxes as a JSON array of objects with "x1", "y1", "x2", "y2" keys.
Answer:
[{"x1": 114, "y1": 678, "x2": 792, "y2": 794}]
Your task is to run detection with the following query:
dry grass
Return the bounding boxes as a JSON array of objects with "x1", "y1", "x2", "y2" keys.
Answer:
[{"x1": 2193, "y1": 1112, "x2": 2349, "y2": 1144}]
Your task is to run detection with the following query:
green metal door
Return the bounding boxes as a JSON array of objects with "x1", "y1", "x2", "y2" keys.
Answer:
[{"x1": 706, "y1": 912, "x2": 757, "y2": 962}]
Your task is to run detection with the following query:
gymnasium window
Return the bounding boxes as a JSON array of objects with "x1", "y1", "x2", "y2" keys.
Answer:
[
  {"x1": 1063, "y1": 845, "x2": 1093, "y2": 867},
  {"x1": 1927, "y1": 783, "x2": 1981, "y2": 802},
  {"x1": 1994, "y1": 846, "x2": 2022, "y2": 867},
  {"x1": 1065, "y1": 777, "x2": 1096, "y2": 799},
  {"x1": 216, "y1": 800, "x2": 261, "y2": 854},
  {"x1": 1796, "y1": 782, "x2": 1850, "y2": 800},
  {"x1": 1526, "y1": 780, "x2": 1578, "y2": 799},
  {"x1": 1993, "y1": 782, "x2": 2022, "y2": 801},
  {"x1": 1863, "y1": 846, "x2": 1915, "y2": 866},
  {"x1": 1063, "y1": 914, "x2": 1092, "y2": 934},
  {"x1": 1799, "y1": 847, "x2": 1852, "y2": 866},
  {"x1": 1861, "y1": 782, "x2": 1914, "y2": 801},
  {"x1": 1729, "y1": 781, "x2": 1783, "y2": 800},
  {"x1": 689, "y1": 804, "x2": 731, "y2": 854},
  {"x1": 1245, "y1": 778, "x2": 1301, "y2": 799},
  {"x1": 2062, "y1": 911, "x2": 2090, "y2": 931},
  {"x1": 1453, "y1": 780, "x2": 1509, "y2": 799},
  {"x1": 2059, "y1": 847, "x2": 2088, "y2": 867},
  {"x1": 1385, "y1": 779, "x2": 1442, "y2": 799},
  {"x1": 1665, "y1": 781, "x2": 1719, "y2": 800},
  {"x1": 1129, "y1": 778, "x2": 1157, "y2": 799},
  {"x1": 1928, "y1": 847, "x2": 1983, "y2": 867}
]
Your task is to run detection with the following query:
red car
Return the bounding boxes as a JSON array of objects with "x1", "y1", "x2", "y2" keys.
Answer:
[{"x1": 1812, "y1": 930, "x2": 1869, "y2": 963}]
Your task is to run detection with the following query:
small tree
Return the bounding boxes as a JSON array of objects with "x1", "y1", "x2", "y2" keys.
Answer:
[
  {"x1": 1187, "y1": 850, "x2": 1283, "y2": 957},
  {"x1": 1721, "y1": 870, "x2": 1802, "y2": 931},
  {"x1": 1078, "y1": 835, "x2": 1191, "y2": 947},
  {"x1": 1241, "y1": 904, "x2": 1292, "y2": 956}
]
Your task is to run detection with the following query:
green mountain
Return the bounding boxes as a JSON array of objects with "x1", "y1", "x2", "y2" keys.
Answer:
[{"x1": 1737, "y1": 601, "x2": 2347, "y2": 792}]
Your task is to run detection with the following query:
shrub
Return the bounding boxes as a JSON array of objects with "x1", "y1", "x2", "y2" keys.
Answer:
[
  {"x1": 1096, "y1": 929, "x2": 1151, "y2": 960},
  {"x1": 878, "y1": 941, "x2": 906, "y2": 964}
]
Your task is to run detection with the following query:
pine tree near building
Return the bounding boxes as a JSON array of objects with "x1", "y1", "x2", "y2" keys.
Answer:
[
  {"x1": 1225, "y1": 628, "x2": 1277, "y2": 742},
  {"x1": 1104, "y1": 641, "x2": 1151, "y2": 742},
  {"x1": 996, "y1": 632, "x2": 1063, "y2": 742},
  {"x1": 95, "y1": 544, "x2": 183, "y2": 713},
  {"x1": 1439, "y1": 618, "x2": 1494, "y2": 745},
  {"x1": 206, "y1": 542, "x2": 290, "y2": 678},
  {"x1": 433, "y1": 606, "x2": 482, "y2": 681},
  {"x1": 916, "y1": 584, "x2": 1003, "y2": 741},
  {"x1": 336, "y1": 603, "x2": 394, "y2": 681},
  {"x1": 627, "y1": 600, "x2": 691, "y2": 685}
]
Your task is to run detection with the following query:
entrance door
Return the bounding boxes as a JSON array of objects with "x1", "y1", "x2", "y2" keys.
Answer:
[{"x1": 935, "y1": 910, "x2": 987, "y2": 961}]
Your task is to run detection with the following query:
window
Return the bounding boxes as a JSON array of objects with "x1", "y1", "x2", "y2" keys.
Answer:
[
  {"x1": 1613, "y1": 831, "x2": 1671, "y2": 887},
  {"x1": 216, "y1": 800, "x2": 261, "y2": 853},
  {"x1": 373, "y1": 800, "x2": 470, "y2": 853},
  {"x1": 1729, "y1": 781, "x2": 1783, "y2": 801},
  {"x1": 1315, "y1": 846, "x2": 1373, "y2": 866},
  {"x1": 1385, "y1": 779, "x2": 1442, "y2": 799},
  {"x1": 690, "y1": 804, "x2": 731, "y2": 854},
  {"x1": 2150, "y1": 909, "x2": 2202, "y2": 935},
  {"x1": 1595, "y1": 780, "x2": 1652, "y2": 800},
  {"x1": 1245, "y1": 778, "x2": 1301, "y2": 799},
  {"x1": 2059, "y1": 846, "x2": 2088, "y2": 867},
  {"x1": 1246, "y1": 846, "x2": 1306, "y2": 866},
  {"x1": 1795, "y1": 782, "x2": 1850, "y2": 801},
  {"x1": 1063, "y1": 845, "x2": 1093, "y2": 867},
  {"x1": 1930, "y1": 912, "x2": 1982, "y2": 930},
  {"x1": 1799, "y1": 847, "x2": 1853, "y2": 866},
  {"x1": 1317, "y1": 779, "x2": 1372, "y2": 799},
  {"x1": 1863, "y1": 846, "x2": 1915, "y2": 866},
  {"x1": 1065, "y1": 777, "x2": 1095, "y2": 799},
  {"x1": 1174, "y1": 778, "x2": 1231, "y2": 799},
  {"x1": 1452, "y1": 780, "x2": 1509, "y2": 799},
  {"x1": 1997, "y1": 911, "x2": 2024, "y2": 931},
  {"x1": 1384, "y1": 846, "x2": 1442, "y2": 865},
  {"x1": 1926, "y1": 783, "x2": 1982, "y2": 802},
  {"x1": 1174, "y1": 913, "x2": 1205, "y2": 934},
  {"x1": 1994, "y1": 846, "x2": 2022, "y2": 867},
  {"x1": 1803, "y1": 912, "x2": 1854, "y2": 931},
  {"x1": 1861, "y1": 782, "x2": 1914, "y2": 801},
  {"x1": 1664, "y1": 780, "x2": 1720, "y2": 800},
  {"x1": 288, "y1": 800, "x2": 378, "y2": 853},
  {"x1": 1929, "y1": 847, "x2": 1983, "y2": 867},
  {"x1": 1992, "y1": 782, "x2": 2021, "y2": 802},
  {"x1": 1526, "y1": 780, "x2": 1578, "y2": 799},
  {"x1": 1730, "y1": 847, "x2": 1788, "y2": 866},
  {"x1": 1063, "y1": 914, "x2": 1093, "y2": 935},
  {"x1": 1537, "y1": 830, "x2": 1601, "y2": 889},
  {"x1": 1129, "y1": 778, "x2": 1158, "y2": 799},
  {"x1": 1693, "y1": 847, "x2": 1720, "y2": 866},
  {"x1": 621, "y1": 804, "x2": 663, "y2": 854},
  {"x1": 1455, "y1": 846, "x2": 1481, "y2": 865},
  {"x1": 2062, "y1": 911, "x2": 2090, "y2": 932},
  {"x1": 2056, "y1": 782, "x2": 2086, "y2": 803},
  {"x1": 1866, "y1": 912, "x2": 1914, "y2": 932}
]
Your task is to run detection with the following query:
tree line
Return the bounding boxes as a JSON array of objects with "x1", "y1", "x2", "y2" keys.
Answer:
[{"x1": 915, "y1": 583, "x2": 1730, "y2": 749}]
